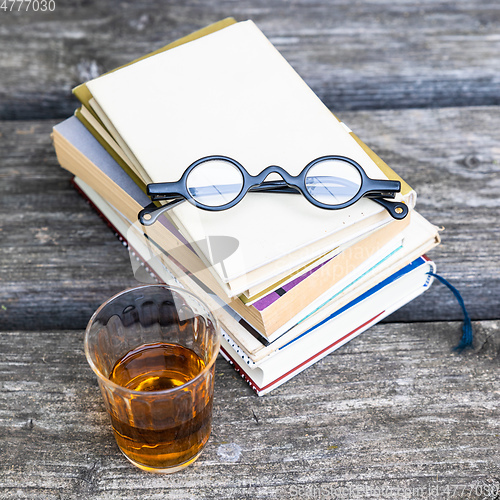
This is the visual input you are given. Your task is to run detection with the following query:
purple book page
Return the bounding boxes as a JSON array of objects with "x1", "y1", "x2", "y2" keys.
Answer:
[{"x1": 252, "y1": 257, "x2": 335, "y2": 311}]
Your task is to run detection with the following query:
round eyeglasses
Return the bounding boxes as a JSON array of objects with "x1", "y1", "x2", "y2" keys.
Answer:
[{"x1": 139, "y1": 155, "x2": 408, "y2": 226}]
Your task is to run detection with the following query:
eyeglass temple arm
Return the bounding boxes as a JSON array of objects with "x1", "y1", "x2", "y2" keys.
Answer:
[
  {"x1": 139, "y1": 199, "x2": 185, "y2": 226},
  {"x1": 363, "y1": 179, "x2": 401, "y2": 197},
  {"x1": 140, "y1": 179, "x2": 407, "y2": 225},
  {"x1": 362, "y1": 179, "x2": 408, "y2": 219},
  {"x1": 140, "y1": 181, "x2": 297, "y2": 226},
  {"x1": 369, "y1": 197, "x2": 408, "y2": 220},
  {"x1": 251, "y1": 181, "x2": 408, "y2": 219},
  {"x1": 147, "y1": 182, "x2": 184, "y2": 201},
  {"x1": 254, "y1": 179, "x2": 401, "y2": 196},
  {"x1": 249, "y1": 181, "x2": 300, "y2": 194}
]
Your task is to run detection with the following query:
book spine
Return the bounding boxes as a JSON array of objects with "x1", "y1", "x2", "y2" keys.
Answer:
[
  {"x1": 71, "y1": 177, "x2": 273, "y2": 394},
  {"x1": 219, "y1": 348, "x2": 262, "y2": 396}
]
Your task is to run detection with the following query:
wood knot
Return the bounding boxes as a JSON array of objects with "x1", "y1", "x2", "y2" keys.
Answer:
[{"x1": 464, "y1": 155, "x2": 480, "y2": 169}]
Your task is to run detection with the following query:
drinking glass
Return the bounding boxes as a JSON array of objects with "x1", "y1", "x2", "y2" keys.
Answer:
[{"x1": 84, "y1": 285, "x2": 220, "y2": 473}]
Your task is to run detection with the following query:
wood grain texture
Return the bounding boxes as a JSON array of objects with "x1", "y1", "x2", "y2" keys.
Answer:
[
  {"x1": 0, "y1": 321, "x2": 498, "y2": 499},
  {"x1": 1, "y1": 4, "x2": 499, "y2": 496},
  {"x1": 341, "y1": 105, "x2": 500, "y2": 324},
  {"x1": 1, "y1": 107, "x2": 499, "y2": 330},
  {"x1": 1, "y1": 0, "x2": 500, "y2": 119},
  {"x1": 0, "y1": 120, "x2": 138, "y2": 330}
]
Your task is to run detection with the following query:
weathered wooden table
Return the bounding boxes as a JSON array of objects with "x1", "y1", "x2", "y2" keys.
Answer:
[{"x1": 1, "y1": 2, "x2": 499, "y2": 499}]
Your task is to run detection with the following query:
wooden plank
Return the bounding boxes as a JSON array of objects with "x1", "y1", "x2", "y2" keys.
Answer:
[
  {"x1": 0, "y1": 321, "x2": 498, "y2": 498},
  {"x1": 1, "y1": 1, "x2": 500, "y2": 119},
  {"x1": 0, "y1": 120, "x2": 138, "y2": 330},
  {"x1": 1, "y1": 106, "x2": 499, "y2": 329},
  {"x1": 342, "y1": 106, "x2": 500, "y2": 324}
]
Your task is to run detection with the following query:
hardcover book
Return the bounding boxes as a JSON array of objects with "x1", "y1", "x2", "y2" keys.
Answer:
[
  {"x1": 53, "y1": 116, "x2": 436, "y2": 341},
  {"x1": 51, "y1": 18, "x2": 441, "y2": 394},
  {"x1": 71, "y1": 175, "x2": 436, "y2": 395},
  {"x1": 74, "y1": 19, "x2": 416, "y2": 292}
]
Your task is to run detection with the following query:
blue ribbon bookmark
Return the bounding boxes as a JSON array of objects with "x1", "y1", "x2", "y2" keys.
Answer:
[{"x1": 428, "y1": 272, "x2": 473, "y2": 350}]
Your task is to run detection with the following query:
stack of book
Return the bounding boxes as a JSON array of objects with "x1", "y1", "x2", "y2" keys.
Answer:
[{"x1": 52, "y1": 18, "x2": 440, "y2": 395}]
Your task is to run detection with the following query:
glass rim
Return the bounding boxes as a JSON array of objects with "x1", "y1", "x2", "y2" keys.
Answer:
[
  {"x1": 304, "y1": 163, "x2": 362, "y2": 205},
  {"x1": 187, "y1": 158, "x2": 245, "y2": 207},
  {"x1": 84, "y1": 284, "x2": 221, "y2": 396}
]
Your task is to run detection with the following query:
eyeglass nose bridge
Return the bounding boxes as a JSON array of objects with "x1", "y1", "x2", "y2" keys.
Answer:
[{"x1": 252, "y1": 165, "x2": 296, "y2": 185}]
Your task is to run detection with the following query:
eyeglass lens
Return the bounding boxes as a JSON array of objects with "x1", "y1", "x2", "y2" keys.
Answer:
[
  {"x1": 305, "y1": 159, "x2": 362, "y2": 206},
  {"x1": 186, "y1": 159, "x2": 244, "y2": 207}
]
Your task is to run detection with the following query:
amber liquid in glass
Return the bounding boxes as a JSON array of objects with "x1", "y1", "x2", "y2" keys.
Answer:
[{"x1": 108, "y1": 342, "x2": 212, "y2": 469}]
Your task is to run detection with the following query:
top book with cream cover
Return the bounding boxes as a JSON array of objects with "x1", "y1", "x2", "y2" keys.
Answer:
[{"x1": 85, "y1": 20, "x2": 414, "y2": 289}]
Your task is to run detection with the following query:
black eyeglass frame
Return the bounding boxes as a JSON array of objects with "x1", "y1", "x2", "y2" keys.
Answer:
[{"x1": 139, "y1": 155, "x2": 408, "y2": 225}]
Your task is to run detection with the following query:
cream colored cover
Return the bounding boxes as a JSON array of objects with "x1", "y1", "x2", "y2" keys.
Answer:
[{"x1": 86, "y1": 20, "x2": 411, "y2": 285}]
